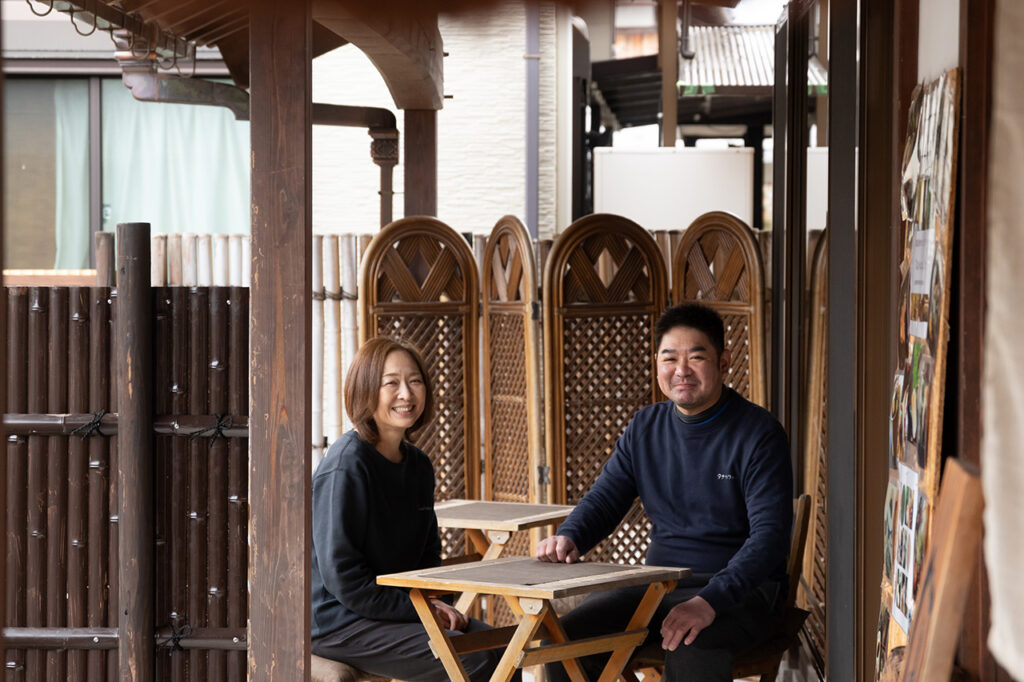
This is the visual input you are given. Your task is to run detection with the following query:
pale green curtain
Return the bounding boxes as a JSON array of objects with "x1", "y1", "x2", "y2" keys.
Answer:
[
  {"x1": 101, "y1": 78, "x2": 249, "y2": 237},
  {"x1": 53, "y1": 80, "x2": 90, "y2": 269}
]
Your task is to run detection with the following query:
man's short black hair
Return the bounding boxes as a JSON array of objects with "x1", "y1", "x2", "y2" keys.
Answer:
[{"x1": 654, "y1": 303, "x2": 726, "y2": 356}]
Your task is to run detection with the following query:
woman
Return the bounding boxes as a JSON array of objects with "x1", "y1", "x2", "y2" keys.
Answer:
[{"x1": 311, "y1": 336, "x2": 504, "y2": 681}]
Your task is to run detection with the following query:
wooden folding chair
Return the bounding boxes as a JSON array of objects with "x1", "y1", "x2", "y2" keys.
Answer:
[{"x1": 624, "y1": 494, "x2": 812, "y2": 682}]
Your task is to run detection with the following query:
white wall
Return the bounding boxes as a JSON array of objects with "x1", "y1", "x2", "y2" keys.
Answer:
[
  {"x1": 311, "y1": 1, "x2": 570, "y2": 237},
  {"x1": 917, "y1": 0, "x2": 960, "y2": 81},
  {"x1": 593, "y1": 147, "x2": 754, "y2": 230}
]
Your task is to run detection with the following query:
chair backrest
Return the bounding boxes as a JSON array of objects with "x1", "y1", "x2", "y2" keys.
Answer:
[{"x1": 787, "y1": 494, "x2": 813, "y2": 609}]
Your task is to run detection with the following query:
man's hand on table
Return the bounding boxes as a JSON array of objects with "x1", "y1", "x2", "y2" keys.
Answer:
[
  {"x1": 660, "y1": 596, "x2": 716, "y2": 650},
  {"x1": 430, "y1": 598, "x2": 469, "y2": 631},
  {"x1": 535, "y1": 535, "x2": 580, "y2": 563}
]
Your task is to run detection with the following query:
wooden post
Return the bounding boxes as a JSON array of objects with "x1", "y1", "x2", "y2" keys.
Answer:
[
  {"x1": 404, "y1": 109, "x2": 437, "y2": 216},
  {"x1": 116, "y1": 222, "x2": 155, "y2": 682},
  {"x1": 658, "y1": 0, "x2": 677, "y2": 147},
  {"x1": 249, "y1": 0, "x2": 313, "y2": 679}
]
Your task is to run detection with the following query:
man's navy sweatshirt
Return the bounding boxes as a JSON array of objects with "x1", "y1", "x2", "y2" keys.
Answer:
[{"x1": 556, "y1": 388, "x2": 793, "y2": 614}]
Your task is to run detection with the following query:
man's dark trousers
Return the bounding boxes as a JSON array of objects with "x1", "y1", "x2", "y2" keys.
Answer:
[{"x1": 544, "y1": 576, "x2": 781, "y2": 682}]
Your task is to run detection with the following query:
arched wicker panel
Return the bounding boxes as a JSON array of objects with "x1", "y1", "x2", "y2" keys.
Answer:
[
  {"x1": 359, "y1": 217, "x2": 480, "y2": 559},
  {"x1": 799, "y1": 231, "x2": 828, "y2": 675},
  {"x1": 672, "y1": 211, "x2": 768, "y2": 407},
  {"x1": 543, "y1": 214, "x2": 668, "y2": 565},
  {"x1": 481, "y1": 215, "x2": 543, "y2": 625}
]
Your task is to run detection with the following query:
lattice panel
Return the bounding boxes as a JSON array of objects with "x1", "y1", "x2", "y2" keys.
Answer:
[
  {"x1": 562, "y1": 235, "x2": 654, "y2": 304},
  {"x1": 562, "y1": 314, "x2": 654, "y2": 562},
  {"x1": 803, "y1": 356, "x2": 829, "y2": 674},
  {"x1": 487, "y1": 233, "x2": 527, "y2": 303},
  {"x1": 722, "y1": 313, "x2": 752, "y2": 400},
  {"x1": 677, "y1": 231, "x2": 750, "y2": 303},
  {"x1": 376, "y1": 313, "x2": 467, "y2": 558},
  {"x1": 674, "y1": 213, "x2": 767, "y2": 407},
  {"x1": 375, "y1": 235, "x2": 466, "y2": 304}
]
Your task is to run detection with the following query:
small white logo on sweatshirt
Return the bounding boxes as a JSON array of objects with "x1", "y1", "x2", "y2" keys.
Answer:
[{"x1": 717, "y1": 473, "x2": 734, "y2": 480}]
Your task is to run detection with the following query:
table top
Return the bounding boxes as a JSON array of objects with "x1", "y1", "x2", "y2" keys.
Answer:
[
  {"x1": 378, "y1": 557, "x2": 689, "y2": 599},
  {"x1": 433, "y1": 499, "x2": 575, "y2": 532}
]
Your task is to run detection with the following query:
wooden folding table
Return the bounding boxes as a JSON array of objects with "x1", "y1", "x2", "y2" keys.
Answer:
[
  {"x1": 434, "y1": 499, "x2": 575, "y2": 612},
  {"x1": 378, "y1": 556, "x2": 688, "y2": 682}
]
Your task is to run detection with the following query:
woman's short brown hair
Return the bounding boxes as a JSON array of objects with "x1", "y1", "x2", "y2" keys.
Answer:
[{"x1": 344, "y1": 336, "x2": 434, "y2": 445}]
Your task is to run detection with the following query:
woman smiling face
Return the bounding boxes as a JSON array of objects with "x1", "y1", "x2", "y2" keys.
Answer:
[{"x1": 373, "y1": 349, "x2": 427, "y2": 442}]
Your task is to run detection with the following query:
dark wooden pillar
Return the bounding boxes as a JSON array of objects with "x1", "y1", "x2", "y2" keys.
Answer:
[
  {"x1": 0, "y1": 18, "x2": 6, "y2": 663},
  {"x1": 404, "y1": 109, "x2": 437, "y2": 217},
  {"x1": 249, "y1": 1, "x2": 313, "y2": 679},
  {"x1": 116, "y1": 222, "x2": 155, "y2": 682},
  {"x1": 658, "y1": 0, "x2": 677, "y2": 147}
]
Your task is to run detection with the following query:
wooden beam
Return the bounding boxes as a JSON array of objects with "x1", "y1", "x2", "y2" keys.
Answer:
[
  {"x1": 248, "y1": 0, "x2": 313, "y2": 680},
  {"x1": 116, "y1": 222, "x2": 156, "y2": 682},
  {"x1": 658, "y1": 0, "x2": 677, "y2": 147},
  {"x1": 312, "y1": 0, "x2": 443, "y2": 110},
  {"x1": 404, "y1": 109, "x2": 437, "y2": 217}
]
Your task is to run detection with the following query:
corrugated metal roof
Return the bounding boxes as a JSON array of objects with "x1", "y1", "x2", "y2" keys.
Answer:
[{"x1": 678, "y1": 24, "x2": 828, "y2": 94}]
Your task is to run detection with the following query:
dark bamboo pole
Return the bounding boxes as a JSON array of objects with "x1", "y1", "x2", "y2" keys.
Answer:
[
  {"x1": 45, "y1": 287, "x2": 69, "y2": 682},
  {"x1": 115, "y1": 223, "x2": 155, "y2": 682},
  {"x1": 226, "y1": 286, "x2": 248, "y2": 679},
  {"x1": 107, "y1": 285, "x2": 119, "y2": 682},
  {"x1": 249, "y1": 0, "x2": 313, "y2": 677},
  {"x1": 26, "y1": 287, "x2": 49, "y2": 682},
  {"x1": 169, "y1": 286, "x2": 188, "y2": 682},
  {"x1": 206, "y1": 287, "x2": 229, "y2": 681},
  {"x1": 187, "y1": 286, "x2": 209, "y2": 682},
  {"x1": 7, "y1": 288, "x2": 29, "y2": 681},
  {"x1": 151, "y1": 288, "x2": 172, "y2": 682},
  {"x1": 67, "y1": 287, "x2": 90, "y2": 680},
  {"x1": 87, "y1": 287, "x2": 111, "y2": 681}
]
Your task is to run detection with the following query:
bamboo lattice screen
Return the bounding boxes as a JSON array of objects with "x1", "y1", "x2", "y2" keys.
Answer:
[
  {"x1": 543, "y1": 214, "x2": 668, "y2": 565},
  {"x1": 359, "y1": 217, "x2": 481, "y2": 559},
  {"x1": 672, "y1": 211, "x2": 768, "y2": 407},
  {"x1": 800, "y1": 232, "x2": 829, "y2": 675},
  {"x1": 480, "y1": 216, "x2": 543, "y2": 625}
]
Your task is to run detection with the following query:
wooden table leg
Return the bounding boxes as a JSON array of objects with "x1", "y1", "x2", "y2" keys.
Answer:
[
  {"x1": 539, "y1": 605, "x2": 589, "y2": 682},
  {"x1": 488, "y1": 598, "x2": 550, "y2": 682},
  {"x1": 409, "y1": 588, "x2": 471, "y2": 681},
  {"x1": 455, "y1": 530, "x2": 511, "y2": 613},
  {"x1": 595, "y1": 579, "x2": 676, "y2": 682}
]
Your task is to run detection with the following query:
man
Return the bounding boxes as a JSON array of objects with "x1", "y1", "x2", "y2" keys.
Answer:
[{"x1": 537, "y1": 303, "x2": 793, "y2": 682}]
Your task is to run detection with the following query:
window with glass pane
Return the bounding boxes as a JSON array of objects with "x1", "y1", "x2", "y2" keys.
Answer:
[
  {"x1": 101, "y1": 78, "x2": 249, "y2": 240},
  {"x1": 3, "y1": 78, "x2": 89, "y2": 269}
]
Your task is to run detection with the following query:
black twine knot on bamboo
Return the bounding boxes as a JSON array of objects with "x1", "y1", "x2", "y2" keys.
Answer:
[
  {"x1": 188, "y1": 414, "x2": 233, "y2": 443},
  {"x1": 165, "y1": 623, "x2": 192, "y2": 654},
  {"x1": 71, "y1": 410, "x2": 107, "y2": 440}
]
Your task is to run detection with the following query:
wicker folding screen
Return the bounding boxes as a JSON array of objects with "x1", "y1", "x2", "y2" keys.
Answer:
[
  {"x1": 480, "y1": 216, "x2": 543, "y2": 625},
  {"x1": 799, "y1": 232, "x2": 828, "y2": 675},
  {"x1": 672, "y1": 211, "x2": 768, "y2": 407},
  {"x1": 543, "y1": 214, "x2": 668, "y2": 565},
  {"x1": 358, "y1": 218, "x2": 480, "y2": 559}
]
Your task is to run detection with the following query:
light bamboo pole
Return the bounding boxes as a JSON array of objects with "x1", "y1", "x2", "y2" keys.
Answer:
[
  {"x1": 197, "y1": 234, "x2": 213, "y2": 286},
  {"x1": 228, "y1": 235, "x2": 245, "y2": 287},
  {"x1": 181, "y1": 233, "x2": 198, "y2": 287},
  {"x1": 339, "y1": 234, "x2": 359, "y2": 433},
  {"x1": 151, "y1": 234, "x2": 167, "y2": 286},
  {"x1": 213, "y1": 235, "x2": 230, "y2": 287},
  {"x1": 322, "y1": 235, "x2": 344, "y2": 444},
  {"x1": 167, "y1": 233, "x2": 183, "y2": 286},
  {"x1": 311, "y1": 235, "x2": 325, "y2": 466}
]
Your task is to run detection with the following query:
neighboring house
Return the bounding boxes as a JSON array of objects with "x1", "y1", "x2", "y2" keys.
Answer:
[{"x1": 2, "y1": 0, "x2": 582, "y2": 270}]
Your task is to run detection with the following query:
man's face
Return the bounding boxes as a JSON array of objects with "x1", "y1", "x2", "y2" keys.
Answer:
[{"x1": 656, "y1": 325, "x2": 731, "y2": 416}]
